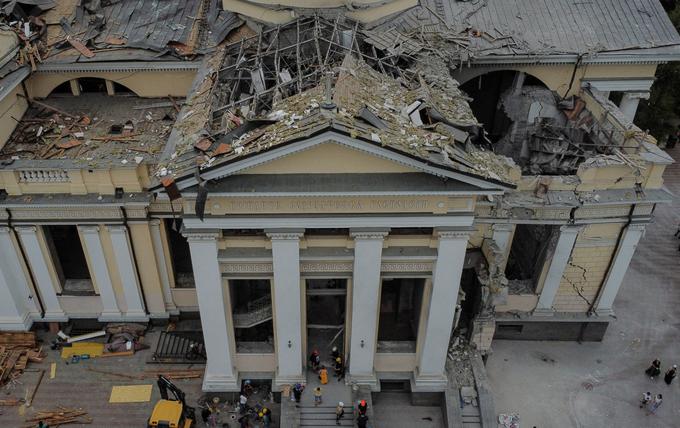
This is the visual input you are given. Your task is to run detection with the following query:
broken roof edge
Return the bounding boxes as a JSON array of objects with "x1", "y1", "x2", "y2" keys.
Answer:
[
  {"x1": 0, "y1": 66, "x2": 29, "y2": 101},
  {"x1": 464, "y1": 46, "x2": 680, "y2": 67},
  {"x1": 152, "y1": 129, "x2": 516, "y2": 194}
]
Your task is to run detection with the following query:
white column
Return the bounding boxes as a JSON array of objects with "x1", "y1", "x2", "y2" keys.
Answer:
[
  {"x1": 348, "y1": 229, "x2": 388, "y2": 388},
  {"x1": 78, "y1": 226, "x2": 122, "y2": 321},
  {"x1": 267, "y1": 230, "x2": 304, "y2": 387},
  {"x1": 595, "y1": 223, "x2": 646, "y2": 316},
  {"x1": 619, "y1": 92, "x2": 649, "y2": 122},
  {"x1": 107, "y1": 225, "x2": 148, "y2": 321},
  {"x1": 415, "y1": 230, "x2": 469, "y2": 390},
  {"x1": 534, "y1": 225, "x2": 581, "y2": 315},
  {"x1": 15, "y1": 226, "x2": 66, "y2": 321},
  {"x1": 0, "y1": 227, "x2": 39, "y2": 329},
  {"x1": 149, "y1": 220, "x2": 178, "y2": 315},
  {"x1": 492, "y1": 224, "x2": 514, "y2": 270},
  {"x1": 186, "y1": 231, "x2": 238, "y2": 391}
]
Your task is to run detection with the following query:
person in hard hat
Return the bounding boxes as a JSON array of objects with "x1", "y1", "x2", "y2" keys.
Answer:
[
  {"x1": 335, "y1": 402, "x2": 345, "y2": 425},
  {"x1": 310, "y1": 349, "x2": 321, "y2": 372},
  {"x1": 242, "y1": 379, "x2": 254, "y2": 397},
  {"x1": 334, "y1": 356, "x2": 345, "y2": 381},
  {"x1": 331, "y1": 346, "x2": 340, "y2": 361},
  {"x1": 261, "y1": 406, "x2": 272, "y2": 428},
  {"x1": 319, "y1": 365, "x2": 329, "y2": 384},
  {"x1": 357, "y1": 399, "x2": 367, "y2": 416}
]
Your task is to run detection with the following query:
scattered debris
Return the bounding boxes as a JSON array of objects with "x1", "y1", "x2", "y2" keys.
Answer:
[{"x1": 24, "y1": 407, "x2": 92, "y2": 427}]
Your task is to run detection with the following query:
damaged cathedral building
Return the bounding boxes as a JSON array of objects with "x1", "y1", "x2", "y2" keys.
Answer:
[{"x1": 0, "y1": 0, "x2": 677, "y2": 394}]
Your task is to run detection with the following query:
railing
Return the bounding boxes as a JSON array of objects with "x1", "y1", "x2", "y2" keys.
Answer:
[
  {"x1": 17, "y1": 169, "x2": 70, "y2": 183},
  {"x1": 233, "y1": 295, "x2": 273, "y2": 328}
]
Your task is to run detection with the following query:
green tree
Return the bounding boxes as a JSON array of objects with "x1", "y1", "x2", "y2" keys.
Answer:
[{"x1": 636, "y1": 6, "x2": 680, "y2": 142}]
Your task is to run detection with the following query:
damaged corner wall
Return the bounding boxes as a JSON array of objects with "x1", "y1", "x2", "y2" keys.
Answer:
[
  {"x1": 552, "y1": 223, "x2": 623, "y2": 312},
  {"x1": 0, "y1": 84, "x2": 29, "y2": 149}
]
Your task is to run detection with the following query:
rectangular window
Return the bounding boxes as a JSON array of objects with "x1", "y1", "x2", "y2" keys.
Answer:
[
  {"x1": 377, "y1": 278, "x2": 426, "y2": 353},
  {"x1": 504, "y1": 224, "x2": 557, "y2": 294},
  {"x1": 43, "y1": 225, "x2": 94, "y2": 295},
  {"x1": 165, "y1": 219, "x2": 194, "y2": 288},
  {"x1": 230, "y1": 279, "x2": 274, "y2": 353}
]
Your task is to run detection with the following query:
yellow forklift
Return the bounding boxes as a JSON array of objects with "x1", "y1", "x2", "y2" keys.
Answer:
[{"x1": 147, "y1": 375, "x2": 196, "y2": 428}]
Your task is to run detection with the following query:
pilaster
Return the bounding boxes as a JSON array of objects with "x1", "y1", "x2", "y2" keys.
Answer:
[
  {"x1": 595, "y1": 223, "x2": 646, "y2": 316},
  {"x1": 348, "y1": 228, "x2": 389, "y2": 389},
  {"x1": 0, "y1": 227, "x2": 37, "y2": 330},
  {"x1": 78, "y1": 226, "x2": 123, "y2": 321},
  {"x1": 107, "y1": 225, "x2": 148, "y2": 321},
  {"x1": 267, "y1": 229, "x2": 305, "y2": 387},
  {"x1": 15, "y1": 226, "x2": 67, "y2": 321},
  {"x1": 149, "y1": 220, "x2": 179, "y2": 315},
  {"x1": 415, "y1": 229, "x2": 469, "y2": 391},
  {"x1": 533, "y1": 225, "x2": 581, "y2": 316},
  {"x1": 186, "y1": 230, "x2": 239, "y2": 391}
]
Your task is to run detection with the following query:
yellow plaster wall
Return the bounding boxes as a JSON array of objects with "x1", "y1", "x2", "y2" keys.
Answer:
[
  {"x1": 234, "y1": 354, "x2": 276, "y2": 372},
  {"x1": 128, "y1": 222, "x2": 166, "y2": 315},
  {"x1": 25, "y1": 70, "x2": 196, "y2": 99},
  {"x1": 171, "y1": 288, "x2": 198, "y2": 310},
  {"x1": 0, "y1": 166, "x2": 148, "y2": 196},
  {"x1": 58, "y1": 295, "x2": 103, "y2": 316},
  {"x1": 374, "y1": 353, "x2": 417, "y2": 372},
  {"x1": 0, "y1": 85, "x2": 28, "y2": 150},
  {"x1": 241, "y1": 142, "x2": 420, "y2": 174},
  {"x1": 495, "y1": 294, "x2": 539, "y2": 313},
  {"x1": 552, "y1": 223, "x2": 623, "y2": 312}
]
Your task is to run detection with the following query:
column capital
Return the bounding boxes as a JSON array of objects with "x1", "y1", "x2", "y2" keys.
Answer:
[
  {"x1": 14, "y1": 226, "x2": 37, "y2": 234},
  {"x1": 184, "y1": 230, "x2": 221, "y2": 242},
  {"x1": 435, "y1": 228, "x2": 470, "y2": 240},
  {"x1": 266, "y1": 229, "x2": 304, "y2": 240},
  {"x1": 350, "y1": 228, "x2": 389, "y2": 240},
  {"x1": 559, "y1": 224, "x2": 584, "y2": 234},
  {"x1": 106, "y1": 225, "x2": 128, "y2": 234},
  {"x1": 78, "y1": 225, "x2": 100, "y2": 234},
  {"x1": 627, "y1": 222, "x2": 647, "y2": 232},
  {"x1": 492, "y1": 223, "x2": 514, "y2": 232},
  {"x1": 148, "y1": 219, "x2": 162, "y2": 227}
]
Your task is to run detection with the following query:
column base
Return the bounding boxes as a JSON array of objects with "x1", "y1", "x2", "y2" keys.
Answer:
[
  {"x1": 42, "y1": 311, "x2": 68, "y2": 322},
  {"x1": 347, "y1": 371, "x2": 379, "y2": 390},
  {"x1": 165, "y1": 304, "x2": 180, "y2": 316},
  {"x1": 97, "y1": 311, "x2": 125, "y2": 322},
  {"x1": 532, "y1": 308, "x2": 555, "y2": 317},
  {"x1": 413, "y1": 370, "x2": 448, "y2": 392},
  {"x1": 122, "y1": 311, "x2": 150, "y2": 322},
  {"x1": 0, "y1": 313, "x2": 34, "y2": 331},
  {"x1": 202, "y1": 372, "x2": 240, "y2": 392},
  {"x1": 149, "y1": 312, "x2": 170, "y2": 320},
  {"x1": 273, "y1": 371, "x2": 306, "y2": 390}
]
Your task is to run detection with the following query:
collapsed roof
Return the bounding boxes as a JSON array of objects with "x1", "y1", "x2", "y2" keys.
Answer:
[{"x1": 157, "y1": 17, "x2": 518, "y2": 186}]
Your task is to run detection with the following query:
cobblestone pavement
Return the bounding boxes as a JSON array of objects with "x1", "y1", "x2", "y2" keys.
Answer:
[{"x1": 487, "y1": 145, "x2": 680, "y2": 428}]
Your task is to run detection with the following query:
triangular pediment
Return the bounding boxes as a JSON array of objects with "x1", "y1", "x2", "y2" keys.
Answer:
[
  {"x1": 239, "y1": 142, "x2": 420, "y2": 175},
  {"x1": 170, "y1": 132, "x2": 512, "y2": 193}
]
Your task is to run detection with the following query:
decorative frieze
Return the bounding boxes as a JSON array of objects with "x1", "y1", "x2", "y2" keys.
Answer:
[
  {"x1": 11, "y1": 207, "x2": 123, "y2": 221},
  {"x1": 219, "y1": 260, "x2": 432, "y2": 274}
]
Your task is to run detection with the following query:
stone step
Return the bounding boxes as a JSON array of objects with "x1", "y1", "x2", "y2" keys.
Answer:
[{"x1": 300, "y1": 421, "x2": 354, "y2": 427}]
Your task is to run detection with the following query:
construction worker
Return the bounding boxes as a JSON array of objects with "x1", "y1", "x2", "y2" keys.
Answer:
[
  {"x1": 357, "y1": 413, "x2": 369, "y2": 428},
  {"x1": 261, "y1": 406, "x2": 272, "y2": 428},
  {"x1": 293, "y1": 383, "x2": 304, "y2": 402},
  {"x1": 334, "y1": 356, "x2": 345, "y2": 381},
  {"x1": 310, "y1": 349, "x2": 321, "y2": 372},
  {"x1": 357, "y1": 399, "x2": 367, "y2": 416},
  {"x1": 319, "y1": 365, "x2": 329, "y2": 384},
  {"x1": 331, "y1": 346, "x2": 340, "y2": 361},
  {"x1": 336, "y1": 402, "x2": 345, "y2": 425}
]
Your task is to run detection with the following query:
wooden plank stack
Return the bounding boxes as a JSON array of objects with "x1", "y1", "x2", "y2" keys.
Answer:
[
  {"x1": 0, "y1": 332, "x2": 45, "y2": 387},
  {"x1": 24, "y1": 407, "x2": 92, "y2": 427},
  {"x1": 142, "y1": 368, "x2": 205, "y2": 379}
]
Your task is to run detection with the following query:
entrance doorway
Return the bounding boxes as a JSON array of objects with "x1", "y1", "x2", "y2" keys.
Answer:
[{"x1": 305, "y1": 279, "x2": 347, "y2": 363}]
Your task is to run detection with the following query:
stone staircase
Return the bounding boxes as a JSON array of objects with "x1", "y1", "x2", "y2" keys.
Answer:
[
  {"x1": 232, "y1": 295, "x2": 273, "y2": 328},
  {"x1": 461, "y1": 403, "x2": 482, "y2": 427},
  {"x1": 299, "y1": 404, "x2": 354, "y2": 427}
]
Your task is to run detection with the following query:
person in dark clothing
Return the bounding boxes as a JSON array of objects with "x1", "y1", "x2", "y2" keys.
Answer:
[
  {"x1": 310, "y1": 349, "x2": 321, "y2": 372},
  {"x1": 665, "y1": 365, "x2": 677, "y2": 385},
  {"x1": 331, "y1": 346, "x2": 340, "y2": 361},
  {"x1": 357, "y1": 399, "x2": 367, "y2": 416},
  {"x1": 334, "y1": 356, "x2": 345, "y2": 380},
  {"x1": 293, "y1": 383, "x2": 304, "y2": 402},
  {"x1": 646, "y1": 359, "x2": 662, "y2": 379},
  {"x1": 357, "y1": 413, "x2": 368, "y2": 428}
]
